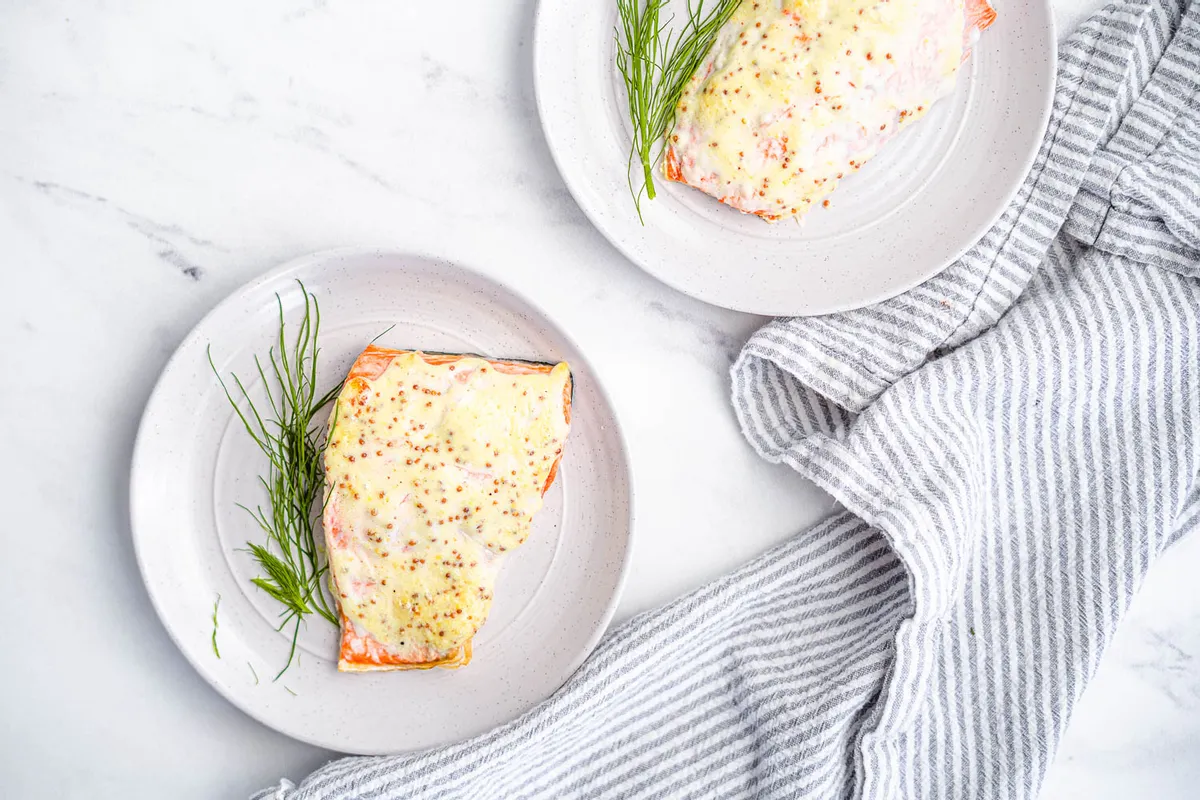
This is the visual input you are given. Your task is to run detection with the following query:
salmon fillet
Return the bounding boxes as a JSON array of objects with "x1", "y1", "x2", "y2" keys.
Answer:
[
  {"x1": 664, "y1": 0, "x2": 997, "y2": 220},
  {"x1": 322, "y1": 346, "x2": 572, "y2": 672}
]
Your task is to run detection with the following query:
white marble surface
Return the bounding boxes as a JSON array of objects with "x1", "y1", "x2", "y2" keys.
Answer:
[{"x1": 1, "y1": 1, "x2": 1196, "y2": 798}]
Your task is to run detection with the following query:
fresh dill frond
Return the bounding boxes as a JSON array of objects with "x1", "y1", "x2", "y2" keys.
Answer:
[
  {"x1": 209, "y1": 280, "x2": 343, "y2": 679},
  {"x1": 211, "y1": 595, "x2": 221, "y2": 658},
  {"x1": 370, "y1": 323, "x2": 396, "y2": 345},
  {"x1": 615, "y1": 0, "x2": 742, "y2": 222},
  {"x1": 285, "y1": 686, "x2": 298, "y2": 697},
  {"x1": 248, "y1": 662, "x2": 260, "y2": 685}
]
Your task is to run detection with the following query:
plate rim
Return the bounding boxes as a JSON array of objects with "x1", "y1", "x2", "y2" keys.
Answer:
[
  {"x1": 532, "y1": 0, "x2": 1059, "y2": 316},
  {"x1": 129, "y1": 246, "x2": 636, "y2": 753}
]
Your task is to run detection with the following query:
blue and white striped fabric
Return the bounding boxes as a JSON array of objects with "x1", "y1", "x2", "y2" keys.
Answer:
[{"x1": 258, "y1": 0, "x2": 1199, "y2": 797}]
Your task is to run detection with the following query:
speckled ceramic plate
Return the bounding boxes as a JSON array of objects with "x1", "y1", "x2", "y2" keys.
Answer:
[
  {"x1": 534, "y1": 0, "x2": 1056, "y2": 316},
  {"x1": 130, "y1": 249, "x2": 633, "y2": 754}
]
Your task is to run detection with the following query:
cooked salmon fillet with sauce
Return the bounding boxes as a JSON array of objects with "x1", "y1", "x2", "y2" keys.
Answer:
[
  {"x1": 664, "y1": 0, "x2": 997, "y2": 220},
  {"x1": 322, "y1": 346, "x2": 572, "y2": 672}
]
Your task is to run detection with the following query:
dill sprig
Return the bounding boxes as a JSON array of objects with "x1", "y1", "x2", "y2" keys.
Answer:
[
  {"x1": 208, "y1": 280, "x2": 342, "y2": 679},
  {"x1": 211, "y1": 595, "x2": 221, "y2": 658},
  {"x1": 615, "y1": 0, "x2": 742, "y2": 221}
]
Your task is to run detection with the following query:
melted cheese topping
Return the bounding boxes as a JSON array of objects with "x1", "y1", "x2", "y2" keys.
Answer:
[
  {"x1": 667, "y1": 0, "x2": 965, "y2": 219},
  {"x1": 323, "y1": 352, "x2": 571, "y2": 663}
]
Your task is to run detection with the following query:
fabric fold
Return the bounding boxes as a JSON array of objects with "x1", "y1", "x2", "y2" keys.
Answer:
[{"x1": 1065, "y1": 0, "x2": 1200, "y2": 274}]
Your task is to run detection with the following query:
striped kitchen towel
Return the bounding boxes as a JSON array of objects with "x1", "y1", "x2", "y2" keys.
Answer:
[{"x1": 257, "y1": 0, "x2": 1199, "y2": 797}]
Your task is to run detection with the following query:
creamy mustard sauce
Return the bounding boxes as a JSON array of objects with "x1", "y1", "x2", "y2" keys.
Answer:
[
  {"x1": 324, "y1": 353, "x2": 571, "y2": 660},
  {"x1": 668, "y1": 0, "x2": 964, "y2": 219}
]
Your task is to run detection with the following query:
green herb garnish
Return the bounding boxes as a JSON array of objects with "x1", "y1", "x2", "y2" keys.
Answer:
[
  {"x1": 615, "y1": 0, "x2": 742, "y2": 221},
  {"x1": 248, "y1": 663, "x2": 259, "y2": 685},
  {"x1": 208, "y1": 280, "x2": 342, "y2": 679},
  {"x1": 211, "y1": 594, "x2": 221, "y2": 658}
]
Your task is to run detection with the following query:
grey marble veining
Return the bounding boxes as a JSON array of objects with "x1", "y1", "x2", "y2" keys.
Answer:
[{"x1": 1, "y1": 1, "x2": 1196, "y2": 798}]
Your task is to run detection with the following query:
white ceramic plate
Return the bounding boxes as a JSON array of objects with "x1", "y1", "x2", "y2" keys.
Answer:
[
  {"x1": 534, "y1": 0, "x2": 1056, "y2": 316},
  {"x1": 131, "y1": 249, "x2": 633, "y2": 754}
]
